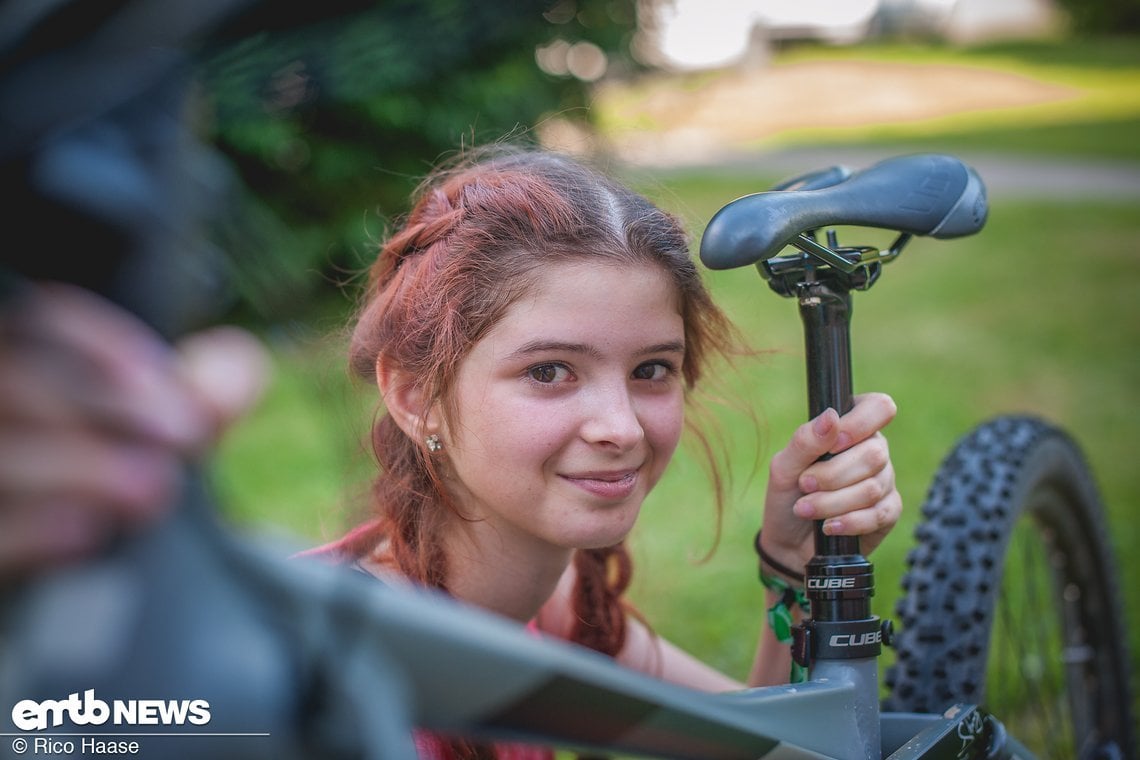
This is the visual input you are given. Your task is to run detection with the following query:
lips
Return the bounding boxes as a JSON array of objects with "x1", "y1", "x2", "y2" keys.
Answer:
[{"x1": 561, "y1": 469, "x2": 640, "y2": 500}]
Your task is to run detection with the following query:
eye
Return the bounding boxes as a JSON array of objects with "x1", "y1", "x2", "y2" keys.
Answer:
[
  {"x1": 632, "y1": 361, "x2": 673, "y2": 381},
  {"x1": 527, "y1": 363, "x2": 571, "y2": 384}
]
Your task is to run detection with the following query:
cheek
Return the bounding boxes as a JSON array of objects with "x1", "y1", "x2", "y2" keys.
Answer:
[
  {"x1": 457, "y1": 395, "x2": 574, "y2": 461},
  {"x1": 645, "y1": 395, "x2": 685, "y2": 463}
]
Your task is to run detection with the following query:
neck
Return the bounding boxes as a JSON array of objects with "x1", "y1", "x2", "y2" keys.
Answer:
[{"x1": 442, "y1": 519, "x2": 573, "y2": 624}]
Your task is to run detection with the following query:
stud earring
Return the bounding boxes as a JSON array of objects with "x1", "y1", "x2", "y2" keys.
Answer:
[{"x1": 425, "y1": 434, "x2": 443, "y2": 453}]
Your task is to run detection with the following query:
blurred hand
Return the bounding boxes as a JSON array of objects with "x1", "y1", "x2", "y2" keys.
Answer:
[
  {"x1": 759, "y1": 392, "x2": 901, "y2": 574},
  {"x1": 0, "y1": 282, "x2": 269, "y2": 580}
]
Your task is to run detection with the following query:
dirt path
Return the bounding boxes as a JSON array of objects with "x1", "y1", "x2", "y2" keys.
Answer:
[
  {"x1": 583, "y1": 58, "x2": 1140, "y2": 199},
  {"x1": 598, "y1": 58, "x2": 1077, "y2": 163}
]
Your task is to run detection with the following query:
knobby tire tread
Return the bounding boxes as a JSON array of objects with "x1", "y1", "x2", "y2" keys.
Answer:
[{"x1": 882, "y1": 415, "x2": 1135, "y2": 759}]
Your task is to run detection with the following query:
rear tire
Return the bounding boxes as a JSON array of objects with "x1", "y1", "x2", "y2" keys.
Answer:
[{"x1": 883, "y1": 416, "x2": 1135, "y2": 759}]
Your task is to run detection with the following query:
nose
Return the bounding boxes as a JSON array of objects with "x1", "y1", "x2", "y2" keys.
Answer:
[{"x1": 580, "y1": 381, "x2": 645, "y2": 451}]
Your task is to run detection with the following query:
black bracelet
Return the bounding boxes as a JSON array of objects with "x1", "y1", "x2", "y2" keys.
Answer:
[{"x1": 754, "y1": 530, "x2": 805, "y2": 584}]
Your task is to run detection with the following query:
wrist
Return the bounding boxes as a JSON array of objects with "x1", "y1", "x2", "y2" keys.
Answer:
[{"x1": 754, "y1": 530, "x2": 805, "y2": 585}]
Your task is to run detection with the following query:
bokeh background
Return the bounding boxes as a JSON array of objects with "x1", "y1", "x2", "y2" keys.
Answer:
[{"x1": 191, "y1": 0, "x2": 1140, "y2": 733}]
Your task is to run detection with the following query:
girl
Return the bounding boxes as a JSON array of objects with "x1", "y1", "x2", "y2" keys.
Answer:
[{"x1": 303, "y1": 145, "x2": 900, "y2": 757}]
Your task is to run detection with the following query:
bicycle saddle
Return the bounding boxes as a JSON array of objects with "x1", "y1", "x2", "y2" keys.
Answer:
[{"x1": 699, "y1": 154, "x2": 987, "y2": 270}]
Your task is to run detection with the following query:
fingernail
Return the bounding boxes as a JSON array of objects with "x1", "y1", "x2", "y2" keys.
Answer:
[
  {"x1": 794, "y1": 499, "x2": 816, "y2": 519},
  {"x1": 800, "y1": 475, "x2": 819, "y2": 493},
  {"x1": 813, "y1": 409, "x2": 836, "y2": 437},
  {"x1": 823, "y1": 518, "x2": 842, "y2": 535}
]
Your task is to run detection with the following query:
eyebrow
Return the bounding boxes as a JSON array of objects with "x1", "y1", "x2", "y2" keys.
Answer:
[{"x1": 505, "y1": 339, "x2": 686, "y2": 361}]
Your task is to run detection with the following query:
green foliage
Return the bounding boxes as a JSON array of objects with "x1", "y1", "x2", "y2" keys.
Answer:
[
  {"x1": 194, "y1": 0, "x2": 638, "y2": 322},
  {"x1": 1053, "y1": 0, "x2": 1140, "y2": 34}
]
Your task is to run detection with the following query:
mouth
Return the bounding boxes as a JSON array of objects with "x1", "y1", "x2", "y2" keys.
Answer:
[{"x1": 560, "y1": 469, "x2": 640, "y2": 500}]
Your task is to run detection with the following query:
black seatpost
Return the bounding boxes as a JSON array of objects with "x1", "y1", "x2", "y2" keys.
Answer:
[{"x1": 800, "y1": 281, "x2": 860, "y2": 556}]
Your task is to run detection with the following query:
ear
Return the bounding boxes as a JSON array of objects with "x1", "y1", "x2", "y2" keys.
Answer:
[{"x1": 375, "y1": 357, "x2": 441, "y2": 443}]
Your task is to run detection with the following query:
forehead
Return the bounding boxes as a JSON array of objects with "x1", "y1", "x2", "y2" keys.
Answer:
[{"x1": 503, "y1": 260, "x2": 683, "y2": 338}]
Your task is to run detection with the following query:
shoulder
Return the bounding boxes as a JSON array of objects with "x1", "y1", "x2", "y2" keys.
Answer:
[{"x1": 293, "y1": 536, "x2": 416, "y2": 589}]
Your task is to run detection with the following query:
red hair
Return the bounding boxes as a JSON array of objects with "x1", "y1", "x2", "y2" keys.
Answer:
[{"x1": 334, "y1": 145, "x2": 740, "y2": 661}]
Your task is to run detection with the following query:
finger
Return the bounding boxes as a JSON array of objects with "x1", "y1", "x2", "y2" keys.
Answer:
[
  {"x1": 799, "y1": 433, "x2": 891, "y2": 495},
  {"x1": 819, "y1": 488, "x2": 903, "y2": 552},
  {"x1": 829, "y1": 393, "x2": 897, "y2": 454},
  {"x1": 0, "y1": 359, "x2": 87, "y2": 427},
  {"x1": 16, "y1": 283, "x2": 211, "y2": 447},
  {"x1": 0, "y1": 431, "x2": 183, "y2": 519},
  {"x1": 0, "y1": 502, "x2": 110, "y2": 578},
  {"x1": 0, "y1": 346, "x2": 187, "y2": 445},
  {"x1": 793, "y1": 462, "x2": 894, "y2": 521},
  {"x1": 768, "y1": 407, "x2": 842, "y2": 491}
]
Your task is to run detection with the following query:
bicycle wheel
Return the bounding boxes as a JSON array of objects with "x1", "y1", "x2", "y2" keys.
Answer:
[{"x1": 882, "y1": 415, "x2": 1135, "y2": 760}]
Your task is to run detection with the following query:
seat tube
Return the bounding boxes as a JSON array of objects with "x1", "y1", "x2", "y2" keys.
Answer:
[{"x1": 796, "y1": 278, "x2": 883, "y2": 760}]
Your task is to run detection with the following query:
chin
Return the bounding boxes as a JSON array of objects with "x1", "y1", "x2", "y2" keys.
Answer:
[{"x1": 569, "y1": 513, "x2": 640, "y2": 551}]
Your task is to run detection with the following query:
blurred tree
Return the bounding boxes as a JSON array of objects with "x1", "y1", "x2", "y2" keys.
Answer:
[
  {"x1": 195, "y1": 0, "x2": 639, "y2": 322},
  {"x1": 1053, "y1": 0, "x2": 1140, "y2": 34}
]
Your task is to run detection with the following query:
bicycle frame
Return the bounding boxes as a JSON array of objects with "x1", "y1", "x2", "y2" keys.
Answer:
[{"x1": 2, "y1": 494, "x2": 1016, "y2": 759}]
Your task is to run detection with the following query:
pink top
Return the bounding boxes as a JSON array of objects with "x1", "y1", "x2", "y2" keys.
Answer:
[{"x1": 413, "y1": 730, "x2": 554, "y2": 760}]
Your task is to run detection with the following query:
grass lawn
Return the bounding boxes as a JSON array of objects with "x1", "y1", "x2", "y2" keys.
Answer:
[{"x1": 212, "y1": 35, "x2": 1140, "y2": 742}]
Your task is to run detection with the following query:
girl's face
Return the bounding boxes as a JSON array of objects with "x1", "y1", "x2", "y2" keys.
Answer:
[{"x1": 440, "y1": 260, "x2": 686, "y2": 556}]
